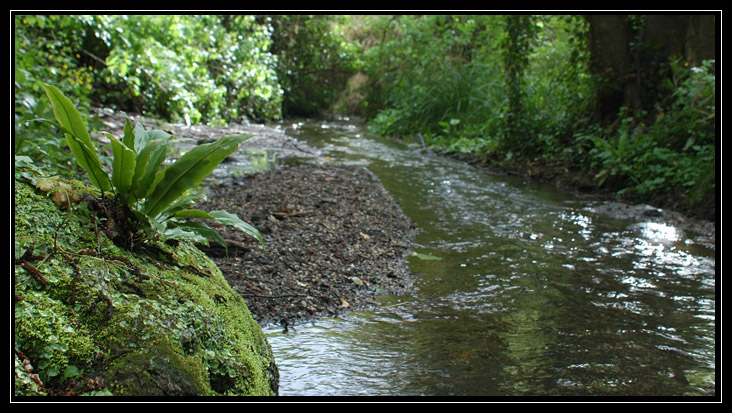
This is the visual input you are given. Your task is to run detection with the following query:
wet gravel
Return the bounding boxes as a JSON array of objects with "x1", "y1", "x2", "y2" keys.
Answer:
[{"x1": 197, "y1": 164, "x2": 417, "y2": 328}]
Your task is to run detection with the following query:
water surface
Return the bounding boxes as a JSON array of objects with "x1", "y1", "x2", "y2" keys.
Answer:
[{"x1": 256, "y1": 119, "x2": 716, "y2": 396}]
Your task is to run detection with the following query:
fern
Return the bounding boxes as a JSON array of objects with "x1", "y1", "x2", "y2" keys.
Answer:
[{"x1": 41, "y1": 84, "x2": 263, "y2": 251}]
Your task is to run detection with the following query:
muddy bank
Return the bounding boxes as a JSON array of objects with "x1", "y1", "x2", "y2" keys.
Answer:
[{"x1": 197, "y1": 164, "x2": 417, "y2": 328}]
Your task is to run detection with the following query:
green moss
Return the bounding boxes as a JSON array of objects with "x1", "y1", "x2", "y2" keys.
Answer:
[
  {"x1": 107, "y1": 336, "x2": 211, "y2": 396},
  {"x1": 13, "y1": 179, "x2": 278, "y2": 396},
  {"x1": 14, "y1": 293, "x2": 96, "y2": 381}
]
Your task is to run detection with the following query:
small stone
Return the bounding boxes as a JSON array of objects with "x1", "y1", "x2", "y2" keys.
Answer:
[{"x1": 36, "y1": 177, "x2": 81, "y2": 209}]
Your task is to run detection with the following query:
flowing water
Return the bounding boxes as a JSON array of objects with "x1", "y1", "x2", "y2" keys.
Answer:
[{"x1": 246, "y1": 118, "x2": 716, "y2": 396}]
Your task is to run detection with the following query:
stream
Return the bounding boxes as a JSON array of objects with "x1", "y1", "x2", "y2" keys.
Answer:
[{"x1": 228, "y1": 118, "x2": 716, "y2": 396}]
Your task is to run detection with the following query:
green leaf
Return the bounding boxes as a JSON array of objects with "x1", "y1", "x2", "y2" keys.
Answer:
[
  {"x1": 130, "y1": 137, "x2": 175, "y2": 202},
  {"x1": 145, "y1": 129, "x2": 173, "y2": 142},
  {"x1": 172, "y1": 208, "x2": 216, "y2": 220},
  {"x1": 105, "y1": 133, "x2": 136, "y2": 199},
  {"x1": 133, "y1": 122, "x2": 149, "y2": 152},
  {"x1": 209, "y1": 209, "x2": 264, "y2": 248},
  {"x1": 165, "y1": 221, "x2": 226, "y2": 249},
  {"x1": 44, "y1": 365, "x2": 60, "y2": 378},
  {"x1": 63, "y1": 365, "x2": 81, "y2": 379},
  {"x1": 143, "y1": 134, "x2": 250, "y2": 218},
  {"x1": 122, "y1": 118, "x2": 136, "y2": 151},
  {"x1": 156, "y1": 190, "x2": 206, "y2": 217},
  {"x1": 412, "y1": 252, "x2": 442, "y2": 261},
  {"x1": 162, "y1": 226, "x2": 210, "y2": 246},
  {"x1": 42, "y1": 84, "x2": 111, "y2": 192},
  {"x1": 173, "y1": 208, "x2": 264, "y2": 248}
]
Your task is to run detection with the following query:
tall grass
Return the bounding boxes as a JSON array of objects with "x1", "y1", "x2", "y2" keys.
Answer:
[{"x1": 370, "y1": 62, "x2": 503, "y2": 143}]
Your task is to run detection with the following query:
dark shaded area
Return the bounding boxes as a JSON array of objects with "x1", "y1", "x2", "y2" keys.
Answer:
[{"x1": 586, "y1": 14, "x2": 716, "y2": 122}]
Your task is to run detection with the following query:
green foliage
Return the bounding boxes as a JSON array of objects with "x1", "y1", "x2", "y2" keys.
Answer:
[
  {"x1": 501, "y1": 15, "x2": 538, "y2": 152},
  {"x1": 41, "y1": 84, "x2": 263, "y2": 251},
  {"x1": 15, "y1": 14, "x2": 360, "y2": 129},
  {"x1": 43, "y1": 84, "x2": 112, "y2": 192},
  {"x1": 267, "y1": 15, "x2": 359, "y2": 116},
  {"x1": 583, "y1": 59, "x2": 716, "y2": 207},
  {"x1": 362, "y1": 15, "x2": 503, "y2": 118},
  {"x1": 370, "y1": 62, "x2": 501, "y2": 140},
  {"x1": 100, "y1": 15, "x2": 282, "y2": 124},
  {"x1": 15, "y1": 292, "x2": 97, "y2": 384},
  {"x1": 14, "y1": 14, "x2": 283, "y2": 130},
  {"x1": 655, "y1": 59, "x2": 716, "y2": 150},
  {"x1": 522, "y1": 16, "x2": 594, "y2": 153},
  {"x1": 364, "y1": 15, "x2": 506, "y2": 150},
  {"x1": 363, "y1": 15, "x2": 592, "y2": 158},
  {"x1": 14, "y1": 15, "x2": 102, "y2": 172}
]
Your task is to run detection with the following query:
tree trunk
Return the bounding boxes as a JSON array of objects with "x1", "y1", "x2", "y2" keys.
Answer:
[
  {"x1": 586, "y1": 15, "x2": 638, "y2": 122},
  {"x1": 585, "y1": 14, "x2": 716, "y2": 124}
]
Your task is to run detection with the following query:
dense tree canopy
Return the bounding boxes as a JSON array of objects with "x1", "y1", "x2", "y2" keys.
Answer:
[{"x1": 14, "y1": 13, "x2": 717, "y2": 218}]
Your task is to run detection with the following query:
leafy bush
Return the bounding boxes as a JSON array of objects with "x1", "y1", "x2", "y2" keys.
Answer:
[
  {"x1": 100, "y1": 15, "x2": 282, "y2": 124},
  {"x1": 267, "y1": 15, "x2": 359, "y2": 117},
  {"x1": 372, "y1": 62, "x2": 501, "y2": 138},
  {"x1": 14, "y1": 15, "x2": 101, "y2": 171},
  {"x1": 362, "y1": 15, "x2": 592, "y2": 157},
  {"x1": 41, "y1": 84, "x2": 263, "y2": 251},
  {"x1": 14, "y1": 14, "x2": 284, "y2": 132},
  {"x1": 583, "y1": 59, "x2": 716, "y2": 207},
  {"x1": 521, "y1": 16, "x2": 594, "y2": 153}
]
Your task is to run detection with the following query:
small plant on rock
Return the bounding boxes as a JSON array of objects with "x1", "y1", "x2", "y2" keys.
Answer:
[{"x1": 41, "y1": 84, "x2": 263, "y2": 252}]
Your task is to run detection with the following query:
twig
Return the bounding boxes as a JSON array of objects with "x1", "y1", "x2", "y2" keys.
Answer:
[
  {"x1": 239, "y1": 293, "x2": 306, "y2": 299},
  {"x1": 281, "y1": 137, "x2": 317, "y2": 155},
  {"x1": 79, "y1": 49, "x2": 108, "y2": 67},
  {"x1": 16, "y1": 260, "x2": 47, "y2": 288}
]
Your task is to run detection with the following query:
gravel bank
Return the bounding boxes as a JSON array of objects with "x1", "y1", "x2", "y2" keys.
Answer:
[{"x1": 197, "y1": 164, "x2": 417, "y2": 328}]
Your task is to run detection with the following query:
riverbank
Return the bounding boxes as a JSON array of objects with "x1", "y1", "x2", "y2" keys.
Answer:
[
  {"x1": 197, "y1": 164, "x2": 417, "y2": 328},
  {"x1": 92, "y1": 109, "x2": 715, "y2": 328},
  {"x1": 14, "y1": 178, "x2": 278, "y2": 396},
  {"x1": 92, "y1": 109, "x2": 418, "y2": 328}
]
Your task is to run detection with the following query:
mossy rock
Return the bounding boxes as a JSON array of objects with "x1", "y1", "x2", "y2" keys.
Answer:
[{"x1": 13, "y1": 178, "x2": 278, "y2": 397}]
